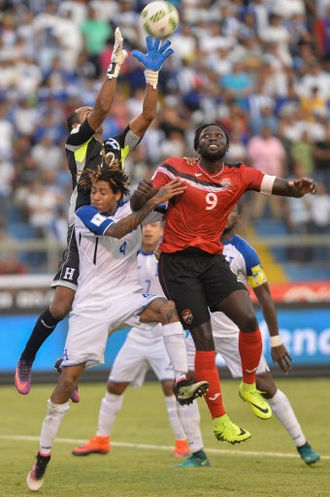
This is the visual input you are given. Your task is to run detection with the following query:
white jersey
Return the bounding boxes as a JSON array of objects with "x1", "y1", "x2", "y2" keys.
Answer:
[
  {"x1": 62, "y1": 202, "x2": 164, "y2": 368},
  {"x1": 128, "y1": 250, "x2": 165, "y2": 341},
  {"x1": 212, "y1": 234, "x2": 267, "y2": 337},
  {"x1": 73, "y1": 201, "x2": 160, "y2": 311},
  {"x1": 137, "y1": 250, "x2": 164, "y2": 297}
]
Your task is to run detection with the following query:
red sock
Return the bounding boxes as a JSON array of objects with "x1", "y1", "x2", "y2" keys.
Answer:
[
  {"x1": 194, "y1": 350, "x2": 225, "y2": 419},
  {"x1": 239, "y1": 329, "x2": 262, "y2": 384}
]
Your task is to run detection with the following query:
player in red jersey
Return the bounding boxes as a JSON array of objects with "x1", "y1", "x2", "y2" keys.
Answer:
[{"x1": 131, "y1": 123, "x2": 316, "y2": 444}]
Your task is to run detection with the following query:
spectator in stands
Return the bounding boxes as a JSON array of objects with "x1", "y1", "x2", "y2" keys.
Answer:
[
  {"x1": 0, "y1": 101, "x2": 13, "y2": 159},
  {"x1": 290, "y1": 130, "x2": 315, "y2": 177},
  {"x1": 32, "y1": 2, "x2": 62, "y2": 71},
  {"x1": 225, "y1": 125, "x2": 248, "y2": 164},
  {"x1": 250, "y1": 103, "x2": 278, "y2": 136},
  {"x1": 80, "y1": 5, "x2": 112, "y2": 76},
  {"x1": 247, "y1": 125, "x2": 286, "y2": 219},
  {"x1": 300, "y1": 86, "x2": 327, "y2": 118},
  {"x1": 283, "y1": 169, "x2": 312, "y2": 262},
  {"x1": 170, "y1": 23, "x2": 197, "y2": 62},
  {"x1": 307, "y1": 181, "x2": 330, "y2": 259},
  {"x1": 31, "y1": 133, "x2": 62, "y2": 172},
  {"x1": 315, "y1": 5, "x2": 330, "y2": 59},
  {"x1": 259, "y1": 13, "x2": 292, "y2": 66},
  {"x1": 0, "y1": 157, "x2": 14, "y2": 217},
  {"x1": 313, "y1": 122, "x2": 330, "y2": 189},
  {"x1": 221, "y1": 61, "x2": 254, "y2": 110},
  {"x1": 25, "y1": 179, "x2": 62, "y2": 239}
]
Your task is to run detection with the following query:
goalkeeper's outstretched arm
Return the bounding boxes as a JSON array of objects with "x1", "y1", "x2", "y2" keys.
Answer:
[{"x1": 87, "y1": 28, "x2": 128, "y2": 132}]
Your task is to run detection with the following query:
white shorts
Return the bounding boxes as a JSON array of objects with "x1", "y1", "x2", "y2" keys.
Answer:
[
  {"x1": 185, "y1": 334, "x2": 269, "y2": 378},
  {"x1": 62, "y1": 292, "x2": 160, "y2": 368},
  {"x1": 109, "y1": 326, "x2": 174, "y2": 387}
]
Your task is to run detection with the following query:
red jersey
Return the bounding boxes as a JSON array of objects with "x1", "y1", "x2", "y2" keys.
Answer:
[{"x1": 152, "y1": 158, "x2": 265, "y2": 254}]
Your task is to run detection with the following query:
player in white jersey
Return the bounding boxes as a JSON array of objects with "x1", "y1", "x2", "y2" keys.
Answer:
[
  {"x1": 26, "y1": 164, "x2": 208, "y2": 491},
  {"x1": 179, "y1": 208, "x2": 320, "y2": 467},
  {"x1": 72, "y1": 221, "x2": 194, "y2": 459}
]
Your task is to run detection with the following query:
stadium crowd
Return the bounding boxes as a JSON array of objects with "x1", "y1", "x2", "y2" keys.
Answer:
[{"x1": 0, "y1": 0, "x2": 330, "y2": 273}]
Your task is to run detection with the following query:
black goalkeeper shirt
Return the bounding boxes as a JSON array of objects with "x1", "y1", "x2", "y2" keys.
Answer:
[{"x1": 65, "y1": 120, "x2": 141, "y2": 226}]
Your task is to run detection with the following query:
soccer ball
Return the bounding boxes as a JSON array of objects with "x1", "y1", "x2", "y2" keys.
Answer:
[{"x1": 141, "y1": 1, "x2": 179, "y2": 39}]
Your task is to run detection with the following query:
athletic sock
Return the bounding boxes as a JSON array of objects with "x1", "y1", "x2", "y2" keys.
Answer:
[
  {"x1": 162, "y1": 322, "x2": 187, "y2": 380},
  {"x1": 40, "y1": 399, "x2": 69, "y2": 454},
  {"x1": 165, "y1": 394, "x2": 186, "y2": 440},
  {"x1": 96, "y1": 392, "x2": 124, "y2": 436},
  {"x1": 268, "y1": 389, "x2": 306, "y2": 447},
  {"x1": 21, "y1": 309, "x2": 62, "y2": 362},
  {"x1": 194, "y1": 350, "x2": 225, "y2": 418},
  {"x1": 239, "y1": 329, "x2": 262, "y2": 384},
  {"x1": 178, "y1": 400, "x2": 204, "y2": 453}
]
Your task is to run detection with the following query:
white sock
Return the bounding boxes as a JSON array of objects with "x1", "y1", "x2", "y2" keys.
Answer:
[
  {"x1": 96, "y1": 392, "x2": 124, "y2": 436},
  {"x1": 269, "y1": 389, "x2": 306, "y2": 447},
  {"x1": 165, "y1": 394, "x2": 186, "y2": 440},
  {"x1": 178, "y1": 401, "x2": 204, "y2": 453},
  {"x1": 40, "y1": 399, "x2": 70, "y2": 454},
  {"x1": 162, "y1": 322, "x2": 187, "y2": 381}
]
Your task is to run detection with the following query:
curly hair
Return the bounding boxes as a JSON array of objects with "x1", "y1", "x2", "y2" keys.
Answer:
[
  {"x1": 193, "y1": 123, "x2": 230, "y2": 152},
  {"x1": 79, "y1": 151, "x2": 130, "y2": 197}
]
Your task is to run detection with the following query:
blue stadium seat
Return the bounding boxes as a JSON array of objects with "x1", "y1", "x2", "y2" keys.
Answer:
[
  {"x1": 6, "y1": 205, "x2": 24, "y2": 224},
  {"x1": 284, "y1": 263, "x2": 330, "y2": 281},
  {"x1": 7, "y1": 223, "x2": 38, "y2": 240}
]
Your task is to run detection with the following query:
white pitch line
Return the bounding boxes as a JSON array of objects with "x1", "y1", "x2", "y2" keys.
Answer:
[{"x1": 0, "y1": 435, "x2": 328, "y2": 460}]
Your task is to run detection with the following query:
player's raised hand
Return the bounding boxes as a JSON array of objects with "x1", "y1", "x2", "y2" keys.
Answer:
[
  {"x1": 135, "y1": 178, "x2": 156, "y2": 200},
  {"x1": 271, "y1": 343, "x2": 293, "y2": 374},
  {"x1": 111, "y1": 27, "x2": 128, "y2": 65},
  {"x1": 132, "y1": 36, "x2": 174, "y2": 71},
  {"x1": 107, "y1": 28, "x2": 128, "y2": 79},
  {"x1": 289, "y1": 177, "x2": 317, "y2": 197},
  {"x1": 156, "y1": 179, "x2": 186, "y2": 203}
]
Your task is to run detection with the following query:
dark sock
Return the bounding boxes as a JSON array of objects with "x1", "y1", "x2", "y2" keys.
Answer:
[
  {"x1": 20, "y1": 309, "x2": 62, "y2": 362},
  {"x1": 193, "y1": 450, "x2": 207, "y2": 460}
]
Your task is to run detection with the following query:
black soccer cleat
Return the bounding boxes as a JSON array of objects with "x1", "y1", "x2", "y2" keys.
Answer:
[
  {"x1": 174, "y1": 379, "x2": 209, "y2": 405},
  {"x1": 26, "y1": 452, "x2": 51, "y2": 491}
]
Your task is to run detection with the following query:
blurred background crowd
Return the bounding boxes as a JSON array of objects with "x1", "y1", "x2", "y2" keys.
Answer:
[{"x1": 0, "y1": 0, "x2": 330, "y2": 278}]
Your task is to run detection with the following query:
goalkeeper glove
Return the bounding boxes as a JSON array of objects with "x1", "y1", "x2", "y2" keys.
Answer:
[
  {"x1": 132, "y1": 36, "x2": 174, "y2": 89},
  {"x1": 107, "y1": 27, "x2": 128, "y2": 79}
]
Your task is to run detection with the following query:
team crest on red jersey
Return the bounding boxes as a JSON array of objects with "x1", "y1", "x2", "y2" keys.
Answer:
[
  {"x1": 181, "y1": 308, "x2": 193, "y2": 324},
  {"x1": 221, "y1": 178, "x2": 231, "y2": 189}
]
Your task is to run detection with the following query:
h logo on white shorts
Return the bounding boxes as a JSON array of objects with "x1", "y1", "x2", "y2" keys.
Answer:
[{"x1": 63, "y1": 267, "x2": 75, "y2": 280}]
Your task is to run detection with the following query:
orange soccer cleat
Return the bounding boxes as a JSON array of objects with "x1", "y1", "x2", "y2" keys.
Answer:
[
  {"x1": 173, "y1": 439, "x2": 190, "y2": 458},
  {"x1": 72, "y1": 436, "x2": 110, "y2": 456}
]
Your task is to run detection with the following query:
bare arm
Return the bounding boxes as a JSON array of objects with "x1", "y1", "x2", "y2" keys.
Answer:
[
  {"x1": 253, "y1": 283, "x2": 292, "y2": 374},
  {"x1": 87, "y1": 28, "x2": 127, "y2": 132},
  {"x1": 87, "y1": 78, "x2": 118, "y2": 132},
  {"x1": 271, "y1": 177, "x2": 317, "y2": 197},
  {"x1": 106, "y1": 179, "x2": 185, "y2": 239},
  {"x1": 129, "y1": 84, "x2": 158, "y2": 137}
]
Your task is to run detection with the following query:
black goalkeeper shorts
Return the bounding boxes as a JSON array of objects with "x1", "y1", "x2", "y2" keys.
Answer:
[
  {"x1": 52, "y1": 225, "x2": 79, "y2": 290},
  {"x1": 158, "y1": 248, "x2": 246, "y2": 329}
]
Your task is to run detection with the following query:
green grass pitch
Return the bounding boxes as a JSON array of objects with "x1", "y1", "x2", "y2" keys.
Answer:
[{"x1": 1, "y1": 378, "x2": 329, "y2": 497}]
